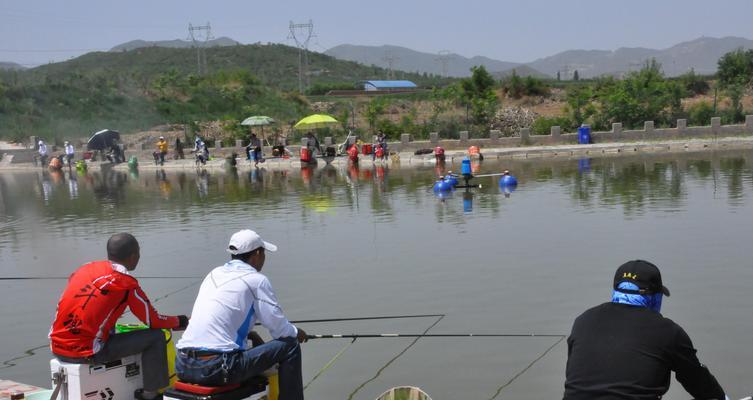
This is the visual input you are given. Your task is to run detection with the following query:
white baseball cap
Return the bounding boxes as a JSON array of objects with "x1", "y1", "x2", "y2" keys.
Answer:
[{"x1": 227, "y1": 229, "x2": 278, "y2": 255}]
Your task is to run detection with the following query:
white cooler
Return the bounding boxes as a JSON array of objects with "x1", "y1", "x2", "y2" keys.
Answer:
[{"x1": 50, "y1": 356, "x2": 143, "y2": 400}]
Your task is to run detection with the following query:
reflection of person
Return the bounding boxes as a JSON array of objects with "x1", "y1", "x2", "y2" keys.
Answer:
[
  {"x1": 563, "y1": 260, "x2": 726, "y2": 400},
  {"x1": 176, "y1": 230, "x2": 307, "y2": 400},
  {"x1": 49, "y1": 233, "x2": 189, "y2": 400}
]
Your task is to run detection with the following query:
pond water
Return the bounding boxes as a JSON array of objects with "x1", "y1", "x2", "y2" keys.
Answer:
[{"x1": 1, "y1": 150, "x2": 752, "y2": 400}]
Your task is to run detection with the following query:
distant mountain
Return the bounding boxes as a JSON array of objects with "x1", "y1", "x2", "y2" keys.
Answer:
[
  {"x1": 527, "y1": 36, "x2": 753, "y2": 78},
  {"x1": 110, "y1": 37, "x2": 240, "y2": 52},
  {"x1": 495, "y1": 65, "x2": 551, "y2": 79},
  {"x1": 325, "y1": 44, "x2": 521, "y2": 77},
  {"x1": 0, "y1": 62, "x2": 26, "y2": 71}
]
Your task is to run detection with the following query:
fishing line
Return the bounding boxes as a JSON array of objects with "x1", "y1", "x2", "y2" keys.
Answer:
[
  {"x1": 0, "y1": 345, "x2": 48, "y2": 370},
  {"x1": 303, "y1": 337, "x2": 357, "y2": 391},
  {"x1": 308, "y1": 333, "x2": 565, "y2": 339},
  {"x1": 487, "y1": 335, "x2": 566, "y2": 400},
  {"x1": 346, "y1": 314, "x2": 445, "y2": 400}
]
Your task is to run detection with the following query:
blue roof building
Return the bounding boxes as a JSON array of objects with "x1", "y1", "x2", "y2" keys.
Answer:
[{"x1": 362, "y1": 80, "x2": 418, "y2": 91}]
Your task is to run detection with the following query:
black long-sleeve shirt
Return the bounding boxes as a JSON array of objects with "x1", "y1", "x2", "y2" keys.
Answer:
[{"x1": 564, "y1": 302, "x2": 725, "y2": 400}]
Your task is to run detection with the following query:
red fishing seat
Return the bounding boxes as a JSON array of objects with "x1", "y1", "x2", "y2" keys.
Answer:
[{"x1": 164, "y1": 377, "x2": 267, "y2": 400}]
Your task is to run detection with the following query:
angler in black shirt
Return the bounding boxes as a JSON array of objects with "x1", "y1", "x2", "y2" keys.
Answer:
[{"x1": 564, "y1": 260, "x2": 726, "y2": 400}]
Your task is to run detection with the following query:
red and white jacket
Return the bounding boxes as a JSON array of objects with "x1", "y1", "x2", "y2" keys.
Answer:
[{"x1": 49, "y1": 260, "x2": 179, "y2": 358}]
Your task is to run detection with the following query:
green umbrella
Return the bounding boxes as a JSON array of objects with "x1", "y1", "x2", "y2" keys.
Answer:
[
  {"x1": 241, "y1": 116, "x2": 275, "y2": 126},
  {"x1": 293, "y1": 114, "x2": 339, "y2": 130},
  {"x1": 241, "y1": 116, "x2": 275, "y2": 144}
]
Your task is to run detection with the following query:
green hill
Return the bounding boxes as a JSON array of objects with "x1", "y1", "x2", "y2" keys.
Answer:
[{"x1": 0, "y1": 43, "x2": 450, "y2": 141}]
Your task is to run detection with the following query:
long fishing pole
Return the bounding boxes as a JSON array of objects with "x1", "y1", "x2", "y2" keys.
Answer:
[
  {"x1": 309, "y1": 333, "x2": 565, "y2": 339},
  {"x1": 289, "y1": 313, "x2": 445, "y2": 324}
]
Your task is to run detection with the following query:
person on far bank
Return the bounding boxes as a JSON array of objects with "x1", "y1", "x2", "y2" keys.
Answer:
[
  {"x1": 176, "y1": 229, "x2": 307, "y2": 400},
  {"x1": 64, "y1": 141, "x2": 75, "y2": 166},
  {"x1": 155, "y1": 136, "x2": 168, "y2": 166},
  {"x1": 37, "y1": 139, "x2": 49, "y2": 166},
  {"x1": 246, "y1": 133, "x2": 262, "y2": 166},
  {"x1": 49, "y1": 233, "x2": 189, "y2": 400},
  {"x1": 175, "y1": 138, "x2": 185, "y2": 160},
  {"x1": 563, "y1": 260, "x2": 727, "y2": 400},
  {"x1": 305, "y1": 131, "x2": 320, "y2": 156}
]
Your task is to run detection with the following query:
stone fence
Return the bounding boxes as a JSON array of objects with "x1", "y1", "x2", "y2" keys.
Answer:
[{"x1": 5, "y1": 116, "x2": 753, "y2": 164}]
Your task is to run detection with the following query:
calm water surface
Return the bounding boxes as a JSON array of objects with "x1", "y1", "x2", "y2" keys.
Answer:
[{"x1": 1, "y1": 151, "x2": 752, "y2": 400}]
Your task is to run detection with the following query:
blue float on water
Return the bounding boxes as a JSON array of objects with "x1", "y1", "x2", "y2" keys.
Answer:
[
  {"x1": 499, "y1": 175, "x2": 518, "y2": 187},
  {"x1": 433, "y1": 179, "x2": 454, "y2": 192}
]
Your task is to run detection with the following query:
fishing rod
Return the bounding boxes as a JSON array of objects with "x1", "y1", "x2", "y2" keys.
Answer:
[
  {"x1": 308, "y1": 333, "x2": 566, "y2": 339},
  {"x1": 288, "y1": 313, "x2": 445, "y2": 324},
  {"x1": 474, "y1": 172, "x2": 510, "y2": 178},
  {"x1": 0, "y1": 276, "x2": 203, "y2": 280}
]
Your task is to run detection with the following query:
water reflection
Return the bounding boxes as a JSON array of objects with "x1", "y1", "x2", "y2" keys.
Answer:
[{"x1": 0, "y1": 151, "x2": 750, "y2": 226}]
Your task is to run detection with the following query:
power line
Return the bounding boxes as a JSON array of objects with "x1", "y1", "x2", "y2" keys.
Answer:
[{"x1": 288, "y1": 20, "x2": 315, "y2": 93}]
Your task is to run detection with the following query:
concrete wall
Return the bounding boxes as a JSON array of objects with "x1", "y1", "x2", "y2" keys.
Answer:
[
  {"x1": 8, "y1": 117, "x2": 753, "y2": 164},
  {"x1": 386, "y1": 117, "x2": 753, "y2": 152}
]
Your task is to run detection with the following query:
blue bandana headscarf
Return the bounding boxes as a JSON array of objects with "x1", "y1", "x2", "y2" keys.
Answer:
[{"x1": 611, "y1": 281, "x2": 663, "y2": 313}]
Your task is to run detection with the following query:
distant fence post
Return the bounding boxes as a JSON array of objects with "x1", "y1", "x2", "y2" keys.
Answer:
[
  {"x1": 235, "y1": 139, "x2": 243, "y2": 148},
  {"x1": 711, "y1": 117, "x2": 721, "y2": 135},
  {"x1": 644, "y1": 121, "x2": 654, "y2": 133},
  {"x1": 400, "y1": 133, "x2": 411, "y2": 145},
  {"x1": 459, "y1": 131, "x2": 469, "y2": 143},
  {"x1": 520, "y1": 128, "x2": 530, "y2": 144},
  {"x1": 429, "y1": 132, "x2": 439, "y2": 144},
  {"x1": 490, "y1": 130, "x2": 500, "y2": 143},
  {"x1": 676, "y1": 119, "x2": 687, "y2": 132},
  {"x1": 612, "y1": 123, "x2": 622, "y2": 135},
  {"x1": 551, "y1": 126, "x2": 561, "y2": 139},
  {"x1": 745, "y1": 115, "x2": 753, "y2": 134}
]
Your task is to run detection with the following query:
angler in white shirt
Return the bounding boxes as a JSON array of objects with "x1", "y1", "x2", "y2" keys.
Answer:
[
  {"x1": 64, "y1": 141, "x2": 75, "y2": 164},
  {"x1": 176, "y1": 229, "x2": 307, "y2": 400}
]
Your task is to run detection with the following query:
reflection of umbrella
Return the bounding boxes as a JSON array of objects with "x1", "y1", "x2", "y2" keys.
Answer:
[
  {"x1": 87, "y1": 129, "x2": 120, "y2": 150},
  {"x1": 241, "y1": 116, "x2": 275, "y2": 144},
  {"x1": 293, "y1": 114, "x2": 339, "y2": 130},
  {"x1": 301, "y1": 194, "x2": 333, "y2": 213}
]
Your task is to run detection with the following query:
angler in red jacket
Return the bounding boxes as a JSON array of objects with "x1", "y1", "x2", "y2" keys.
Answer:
[{"x1": 49, "y1": 233, "x2": 188, "y2": 400}]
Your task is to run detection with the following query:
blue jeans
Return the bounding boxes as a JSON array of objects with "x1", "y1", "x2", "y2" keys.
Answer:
[{"x1": 176, "y1": 337, "x2": 302, "y2": 400}]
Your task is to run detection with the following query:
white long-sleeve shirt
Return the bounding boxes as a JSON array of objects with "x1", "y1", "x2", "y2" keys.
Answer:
[
  {"x1": 177, "y1": 260, "x2": 297, "y2": 352},
  {"x1": 38, "y1": 143, "x2": 48, "y2": 155},
  {"x1": 65, "y1": 144, "x2": 75, "y2": 156}
]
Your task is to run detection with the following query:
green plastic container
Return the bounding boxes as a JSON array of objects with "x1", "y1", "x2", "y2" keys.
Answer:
[{"x1": 115, "y1": 323, "x2": 148, "y2": 333}]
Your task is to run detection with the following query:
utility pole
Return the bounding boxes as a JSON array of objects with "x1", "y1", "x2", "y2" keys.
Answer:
[
  {"x1": 188, "y1": 22, "x2": 213, "y2": 75},
  {"x1": 382, "y1": 50, "x2": 399, "y2": 80},
  {"x1": 288, "y1": 20, "x2": 315, "y2": 93},
  {"x1": 435, "y1": 50, "x2": 453, "y2": 77}
]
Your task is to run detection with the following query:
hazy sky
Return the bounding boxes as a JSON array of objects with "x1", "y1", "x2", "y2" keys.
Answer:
[{"x1": 2, "y1": 0, "x2": 752, "y2": 67}]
